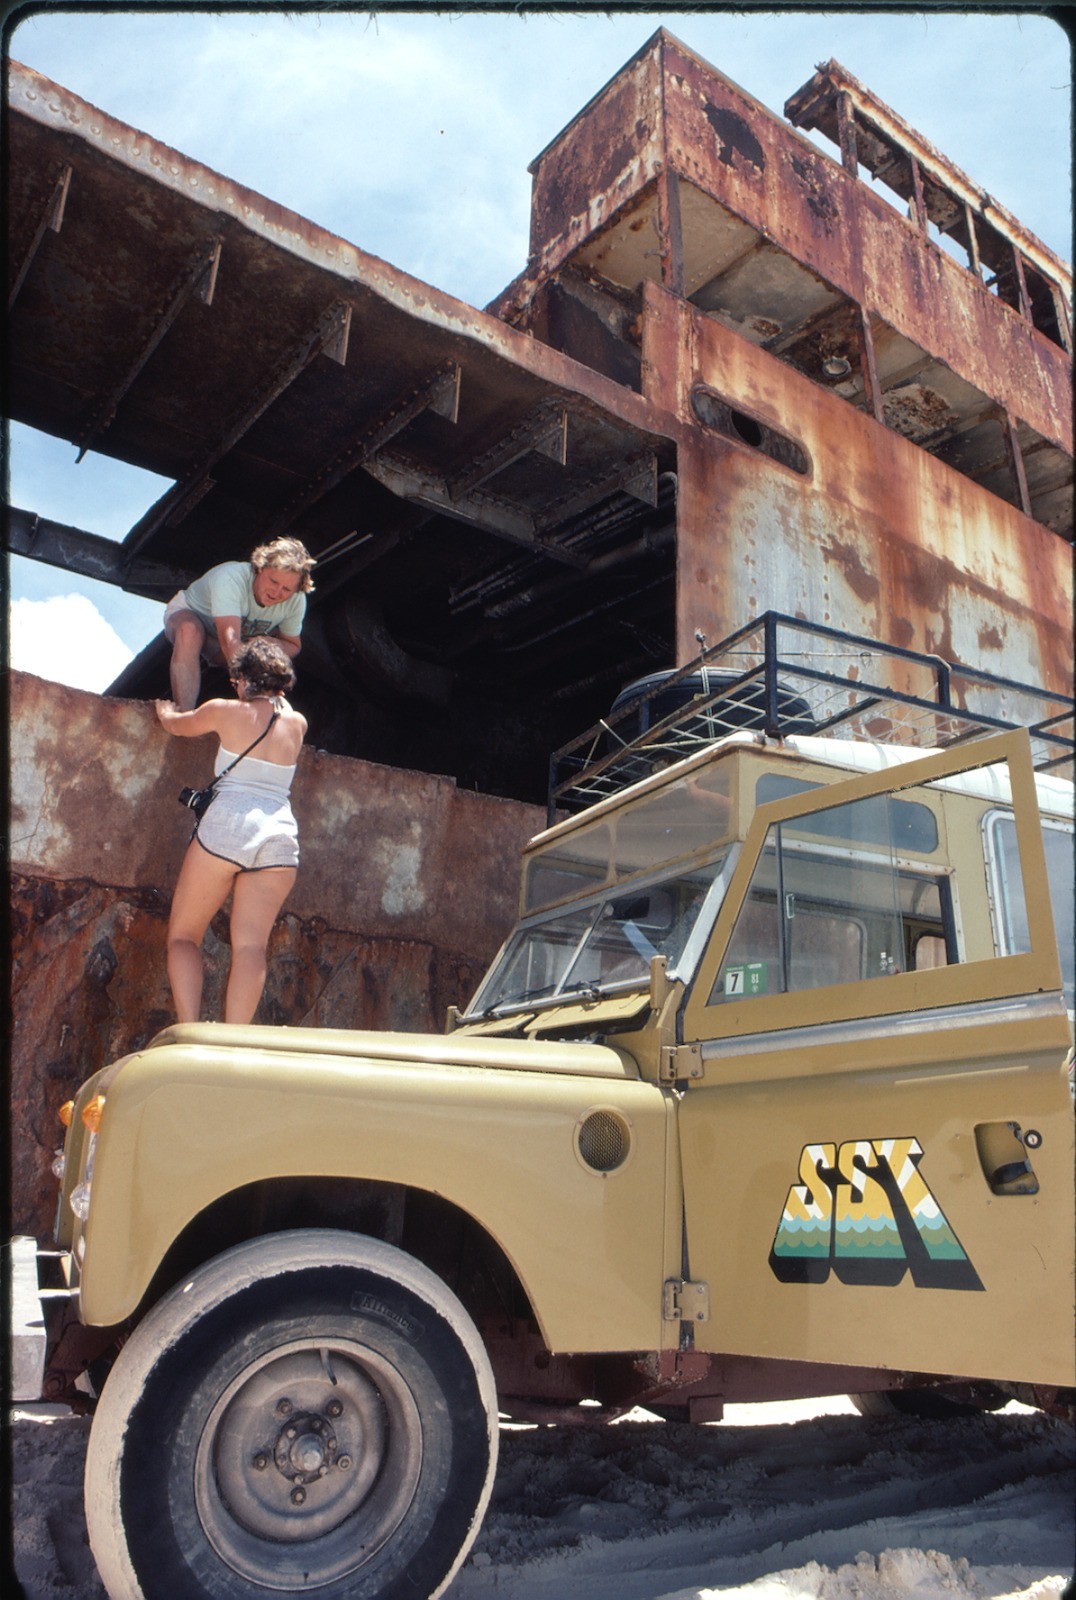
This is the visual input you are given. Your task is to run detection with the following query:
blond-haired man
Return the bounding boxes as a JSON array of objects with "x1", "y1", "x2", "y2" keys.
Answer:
[{"x1": 163, "y1": 537, "x2": 316, "y2": 710}]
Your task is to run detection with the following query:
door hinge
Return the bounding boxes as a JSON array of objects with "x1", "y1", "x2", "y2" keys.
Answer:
[
  {"x1": 659, "y1": 1044, "x2": 703, "y2": 1085},
  {"x1": 663, "y1": 1278, "x2": 710, "y2": 1323}
]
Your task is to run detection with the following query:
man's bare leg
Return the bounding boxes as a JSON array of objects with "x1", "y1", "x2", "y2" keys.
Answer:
[{"x1": 164, "y1": 610, "x2": 208, "y2": 710}]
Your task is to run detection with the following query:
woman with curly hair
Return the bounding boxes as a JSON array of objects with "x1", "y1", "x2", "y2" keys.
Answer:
[{"x1": 155, "y1": 636, "x2": 307, "y2": 1024}]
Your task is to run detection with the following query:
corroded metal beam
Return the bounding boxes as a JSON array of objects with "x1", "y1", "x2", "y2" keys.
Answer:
[
  {"x1": 122, "y1": 300, "x2": 352, "y2": 558},
  {"x1": 999, "y1": 412, "x2": 1033, "y2": 518},
  {"x1": 8, "y1": 162, "x2": 70, "y2": 310},
  {"x1": 362, "y1": 449, "x2": 588, "y2": 565},
  {"x1": 267, "y1": 362, "x2": 461, "y2": 537},
  {"x1": 656, "y1": 171, "x2": 685, "y2": 298},
  {"x1": 448, "y1": 401, "x2": 567, "y2": 501},
  {"x1": 537, "y1": 452, "x2": 658, "y2": 533},
  {"x1": 6, "y1": 506, "x2": 189, "y2": 596},
  {"x1": 77, "y1": 238, "x2": 222, "y2": 461}
]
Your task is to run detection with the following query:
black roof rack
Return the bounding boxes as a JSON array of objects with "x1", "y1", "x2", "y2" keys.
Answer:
[{"x1": 548, "y1": 612, "x2": 1074, "y2": 823}]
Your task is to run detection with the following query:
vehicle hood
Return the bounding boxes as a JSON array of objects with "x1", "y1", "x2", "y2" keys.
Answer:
[{"x1": 145, "y1": 1022, "x2": 637, "y2": 1079}]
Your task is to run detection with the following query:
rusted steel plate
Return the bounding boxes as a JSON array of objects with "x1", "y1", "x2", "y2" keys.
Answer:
[
  {"x1": 656, "y1": 35, "x2": 1071, "y2": 456},
  {"x1": 521, "y1": 32, "x2": 1070, "y2": 460},
  {"x1": 9, "y1": 671, "x2": 542, "y2": 953},
  {"x1": 527, "y1": 36, "x2": 664, "y2": 274},
  {"x1": 785, "y1": 58, "x2": 1069, "y2": 293},
  {"x1": 9, "y1": 672, "x2": 545, "y2": 1239},
  {"x1": 643, "y1": 286, "x2": 1073, "y2": 695}
]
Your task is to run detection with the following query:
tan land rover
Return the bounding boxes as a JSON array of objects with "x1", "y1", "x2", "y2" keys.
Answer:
[{"x1": 44, "y1": 618, "x2": 1074, "y2": 1600}]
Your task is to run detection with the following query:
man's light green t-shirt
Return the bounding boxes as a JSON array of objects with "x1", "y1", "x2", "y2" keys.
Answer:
[{"x1": 182, "y1": 561, "x2": 306, "y2": 639}]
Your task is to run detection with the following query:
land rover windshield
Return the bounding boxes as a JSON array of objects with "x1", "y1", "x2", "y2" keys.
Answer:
[{"x1": 468, "y1": 765, "x2": 734, "y2": 1016}]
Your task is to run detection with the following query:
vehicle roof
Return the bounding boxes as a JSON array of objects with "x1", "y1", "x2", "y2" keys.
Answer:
[
  {"x1": 784, "y1": 734, "x2": 1074, "y2": 817},
  {"x1": 533, "y1": 731, "x2": 1073, "y2": 847}
]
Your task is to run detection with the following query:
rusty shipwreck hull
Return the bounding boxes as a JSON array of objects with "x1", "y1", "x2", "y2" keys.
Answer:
[
  {"x1": 6, "y1": 28, "x2": 1073, "y2": 796},
  {"x1": 5, "y1": 25, "x2": 1073, "y2": 1248}
]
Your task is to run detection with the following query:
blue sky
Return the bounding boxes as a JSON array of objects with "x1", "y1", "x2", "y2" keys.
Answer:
[{"x1": 5, "y1": 6, "x2": 1072, "y2": 690}]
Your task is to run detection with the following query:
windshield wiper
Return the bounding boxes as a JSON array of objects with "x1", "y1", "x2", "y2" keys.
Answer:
[
  {"x1": 557, "y1": 980, "x2": 606, "y2": 1001},
  {"x1": 482, "y1": 978, "x2": 608, "y2": 1018},
  {"x1": 481, "y1": 985, "x2": 553, "y2": 1017}
]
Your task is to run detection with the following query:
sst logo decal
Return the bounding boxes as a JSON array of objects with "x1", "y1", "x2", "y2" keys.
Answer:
[{"x1": 770, "y1": 1137, "x2": 983, "y2": 1291}]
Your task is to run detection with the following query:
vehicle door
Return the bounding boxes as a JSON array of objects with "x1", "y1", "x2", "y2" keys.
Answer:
[{"x1": 678, "y1": 730, "x2": 1074, "y2": 1387}]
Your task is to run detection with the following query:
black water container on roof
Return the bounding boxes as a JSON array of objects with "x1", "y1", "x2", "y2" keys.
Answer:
[{"x1": 607, "y1": 667, "x2": 815, "y2": 747}]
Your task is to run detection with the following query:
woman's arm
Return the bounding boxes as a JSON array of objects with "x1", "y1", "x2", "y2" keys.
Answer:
[{"x1": 155, "y1": 699, "x2": 231, "y2": 738}]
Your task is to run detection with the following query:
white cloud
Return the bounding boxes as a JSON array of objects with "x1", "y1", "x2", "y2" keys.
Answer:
[{"x1": 9, "y1": 594, "x2": 134, "y2": 693}]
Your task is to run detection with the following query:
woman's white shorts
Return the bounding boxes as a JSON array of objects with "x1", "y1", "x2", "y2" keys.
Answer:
[{"x1": 194, "y1": 791, "x2": 299, "y2": 871}]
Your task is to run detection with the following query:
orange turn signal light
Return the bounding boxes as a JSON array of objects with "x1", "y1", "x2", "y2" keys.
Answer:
[
  {"x1": 59, "y1": 1101, "x2": 74, "y2": 1128},
  {"x1": 81, "y1": 1095, "x2": 106, "y2": 1134}
]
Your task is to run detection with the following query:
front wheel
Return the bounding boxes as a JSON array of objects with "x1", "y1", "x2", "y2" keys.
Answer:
[
  {"x1": 85, "y1": 1231, "x2": 498, "y2": 1600},
  {"x1": 850, "y1": 1383, "x2": 1007, "y2": 1420}
]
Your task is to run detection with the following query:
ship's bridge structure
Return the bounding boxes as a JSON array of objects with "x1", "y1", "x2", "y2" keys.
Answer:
[{"x1": 6, "y1": 30, "x2": 1071, "y2": 802}]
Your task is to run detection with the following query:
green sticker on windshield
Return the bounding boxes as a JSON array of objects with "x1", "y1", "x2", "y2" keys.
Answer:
[{"x1": 723, "y1": 961, "x2": 767, "y2": 997}]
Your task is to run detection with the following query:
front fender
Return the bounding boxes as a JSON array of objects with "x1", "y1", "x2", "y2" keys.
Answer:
[{"x1": 76, "y1": 1039, "x2": 677, "y2": 1352}]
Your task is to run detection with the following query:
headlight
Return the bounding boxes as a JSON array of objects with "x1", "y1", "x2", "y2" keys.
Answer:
[{"x1": 70, "y1": 1131, "x2": 98, "y2": 1222}]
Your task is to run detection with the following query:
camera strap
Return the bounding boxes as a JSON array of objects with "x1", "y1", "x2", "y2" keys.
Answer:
[{"x1": 206, "y1": 709, "x2": 280, "y2": 796}]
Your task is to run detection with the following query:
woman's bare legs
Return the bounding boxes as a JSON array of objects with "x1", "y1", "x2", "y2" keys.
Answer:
[
  {"x1": 225, "y1": 867, "x2": 297, "y2": 1024},
  {"x1": 166, "y1": 842, "x2": 239, "y2": 1022}
]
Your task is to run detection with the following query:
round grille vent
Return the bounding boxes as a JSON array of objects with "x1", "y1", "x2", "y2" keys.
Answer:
[{"x1": 576, "y1": 1110, "x2": 630, "y2": 1173}]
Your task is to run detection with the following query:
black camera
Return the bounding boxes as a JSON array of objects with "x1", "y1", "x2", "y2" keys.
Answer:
[{"x1": 178, "y1": 786, "x2": 214, "y2": 820}]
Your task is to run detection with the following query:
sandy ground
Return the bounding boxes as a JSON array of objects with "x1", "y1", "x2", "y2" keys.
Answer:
[{"x1": 8, "y1": 1394, "x2": 1074, "y2": 1599}]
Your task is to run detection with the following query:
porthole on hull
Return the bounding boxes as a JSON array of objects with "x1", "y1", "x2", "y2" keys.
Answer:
[{"x1": 690, "y1": 384, "x2": 811, "y2": 477}]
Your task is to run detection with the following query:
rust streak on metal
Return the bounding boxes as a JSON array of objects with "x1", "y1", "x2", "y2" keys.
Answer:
[
  {"x1": 77, "y1": 237, "x2": 222, "y2": 461},
  {"x1": 656, "y1": 170, "x2": 685, "y2": 297},
  {"x1": 7, "y1": 161, "x2": 70, "y2": 311}
]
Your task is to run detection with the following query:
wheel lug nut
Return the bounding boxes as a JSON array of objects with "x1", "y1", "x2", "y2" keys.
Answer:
[
  {"x1": 291, "y1": 1486, "x2": 306, "y2": 1506},
  {"x1": 276, "y1": 1399, "x2": 293, "y2": 1417},
  {"x1": 252, "y1": 1452, "x2": 269, "y2": 1471},
  {"x1": 285, "y1": 1426, "x2": 297, "y2": 1439},
  {"x1": 326, "y1": 1400, "x2": 343, "y2": 1418}
]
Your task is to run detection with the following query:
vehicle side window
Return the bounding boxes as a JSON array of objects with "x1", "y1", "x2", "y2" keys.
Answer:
[
  {"x1": 711, "y1": 792, "x2": 953, "y2": 1004},
  {"x1": 913, "y1": 933, "x2": 948, "y2": 971},
  {"x1": 986, "y1": 813, "x2": 1074, "y2": 1008},
  {"x1": 756, "y1": 774, "x2": 938, "y2": 851}
]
